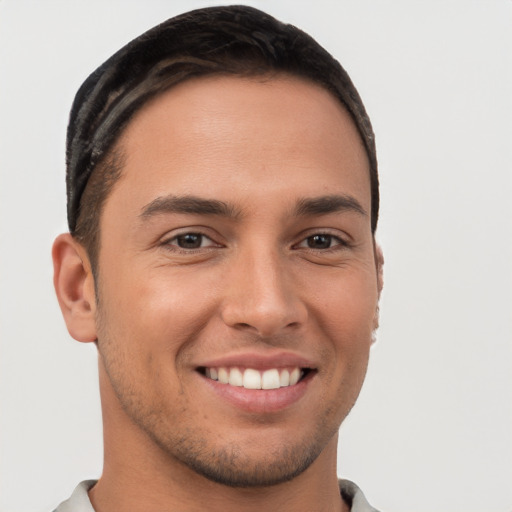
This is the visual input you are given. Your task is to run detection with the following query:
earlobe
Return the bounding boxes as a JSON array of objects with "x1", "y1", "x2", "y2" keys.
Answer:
[{"x1": 52, "y1": 233, "x2": 97, "y2": 342}]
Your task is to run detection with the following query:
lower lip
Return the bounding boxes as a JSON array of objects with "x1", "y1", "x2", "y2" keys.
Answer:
[{"x1": 199, "y1": 372, "x2": 314, "y2": 414}]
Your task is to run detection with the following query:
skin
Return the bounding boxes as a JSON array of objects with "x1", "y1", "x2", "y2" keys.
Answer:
[{"x1": 53, "y1": 75, "x2": 383, "y2": 512}]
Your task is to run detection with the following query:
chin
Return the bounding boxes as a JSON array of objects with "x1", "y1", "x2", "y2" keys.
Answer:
[
  {"x1": 140, "y1": 412, "x2": 344, "y2": 489},
  {"x1": 168, "y1": 435, "x2": 325, "y2": 488}
]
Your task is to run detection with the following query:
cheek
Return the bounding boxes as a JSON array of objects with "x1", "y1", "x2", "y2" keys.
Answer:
[
  {"x1": 307, "y1": 268, "x2": 377, "y2": 395},
  {"x1": 97, "y1": 263, "x2": 218, "y2": 358},
  {"x1": 310, "y1": 269, "x2": 378, "y2": 337}
]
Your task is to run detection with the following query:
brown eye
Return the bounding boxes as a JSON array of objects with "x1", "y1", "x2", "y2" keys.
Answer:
[
  {"x1": 163, "y1": 231, "x2": 220, "y2": 252},
  {"x1": 295, "y1": 232, "x2": 347, "y2": 251},
  {"x1": 306, "y1": 234, "x2": 333, "y2": 249},
  {"x1": 175, "y1": 233, "x2": 205, "y2": 249}
]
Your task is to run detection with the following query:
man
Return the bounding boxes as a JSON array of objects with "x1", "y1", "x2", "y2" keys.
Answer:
[{"x1": 52, "y1": 5, "x2": 383, "y2": 511}]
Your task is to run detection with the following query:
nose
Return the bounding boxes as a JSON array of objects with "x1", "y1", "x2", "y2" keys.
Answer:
[{"x1": 220, "y1": 248, "x2": 307, "y2": 338}]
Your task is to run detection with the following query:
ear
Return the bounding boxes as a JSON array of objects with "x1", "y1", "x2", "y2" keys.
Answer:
[
  {"x1": 374, "y1": 242, "x2": 384, "y2": 296},
  {"x1": 372, "y1": 241, "x2": 384, "y2": 335},
  {"x1": 52, "y1": 233, "x2": 97, "y2": 342}
]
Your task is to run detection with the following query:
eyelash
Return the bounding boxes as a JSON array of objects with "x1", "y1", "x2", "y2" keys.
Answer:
[
  {"x1": 161, "y1": 230, "x2": 350, "y2": 253},
  {"x1": 294, "y1": 233, "x2": 350, "y2": 251},
  {"x1": 162, "y1": 232, "x2": 219, "y2": 251}
]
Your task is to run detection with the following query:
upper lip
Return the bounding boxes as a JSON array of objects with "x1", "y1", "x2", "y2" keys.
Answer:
[{"x1": 195, "y1": 351, "x2": 317, "y2": 370}]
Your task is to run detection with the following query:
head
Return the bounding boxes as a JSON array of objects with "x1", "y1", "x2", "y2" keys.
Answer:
[
  {"x1": 66, "y1": 5, "x2": 378, "y2": 275},
  {"x1": 53, "y1": 6, "x2": 383, "y2": 491}
]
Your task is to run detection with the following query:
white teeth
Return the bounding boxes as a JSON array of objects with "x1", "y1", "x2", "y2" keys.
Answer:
[
  {"x1": 205, "y1": 366, "x2": 305, "y2": 390},
  {"x1": 228, "y1": 368, "x2": 243, "y2": 387},
  {"x1": 218, "y1": 367, "x2": 229, "y2": 384},
  {"x1": 289, "y1": 367, "x2": 301, "y2": 386},
  {"x1": 243, "y1": 368, "x2": 262, "y2": 389},
  {"x1": 261, "y1": 369, "x2": 280, "y2": 390}
]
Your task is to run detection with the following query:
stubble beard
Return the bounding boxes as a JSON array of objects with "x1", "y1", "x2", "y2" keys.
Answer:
[
  {"x1": 98, "y1": 338, "x2": 346, "y2": 488},
  {"x1": 102, "y1": 351, "x2": 343, "y2": 488},
  {"x1": 159, "y1": 426, "x2": 330, "y2": 488},
  {"x1": 94, "y1": 294, "x2": 361, "y2": 489}
]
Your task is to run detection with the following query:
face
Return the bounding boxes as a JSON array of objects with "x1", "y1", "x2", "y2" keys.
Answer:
[{"x1": 93, "y1": 75, "x2": 380, "y2": 486}]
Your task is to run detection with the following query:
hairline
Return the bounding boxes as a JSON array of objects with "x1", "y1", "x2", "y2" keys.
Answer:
[{"x1": 74, "y1": 70, "x2": 376, "y2": 278}]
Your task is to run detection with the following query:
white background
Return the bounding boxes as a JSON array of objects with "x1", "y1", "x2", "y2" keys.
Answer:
[{"x1": 0, "y1": 1, "x2": 511, "y2": 511}]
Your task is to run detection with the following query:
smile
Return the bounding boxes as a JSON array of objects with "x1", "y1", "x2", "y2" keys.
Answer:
[{"x1": 200, "y1": 367, "x2": 309, "y2": 390}]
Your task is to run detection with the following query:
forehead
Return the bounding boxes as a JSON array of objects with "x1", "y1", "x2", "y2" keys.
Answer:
[{"x1": 109, "y1": 74, "x2": 371, "y2": 216}]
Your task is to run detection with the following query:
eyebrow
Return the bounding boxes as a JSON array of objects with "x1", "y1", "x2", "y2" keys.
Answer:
[
  {"x1": 139, "y1": 193, "x2": 366, "y2": 222},
  {"x1": 139, "y1": 195, "x2": 243, "y2": 220},
  {"x1": 294, "y1": 194, "x2": 367, "y2": 217}
]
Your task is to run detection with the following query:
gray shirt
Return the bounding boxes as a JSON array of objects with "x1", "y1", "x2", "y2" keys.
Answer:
[{"x1": 54, "y1": 479, "x2": 380, "y2": 511}]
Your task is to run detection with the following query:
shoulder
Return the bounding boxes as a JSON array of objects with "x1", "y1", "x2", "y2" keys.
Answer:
[
  {"x1": 339, "y1": 479, "x2": 381, "y2": 512},
  {"x1": 52, "y1": 480, "x2": 97, "y2": 512}
]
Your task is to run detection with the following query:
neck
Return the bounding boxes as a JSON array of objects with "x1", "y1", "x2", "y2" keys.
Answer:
[{"x1": 91, "y1": 360, "x2": 348, "y2": 512}]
